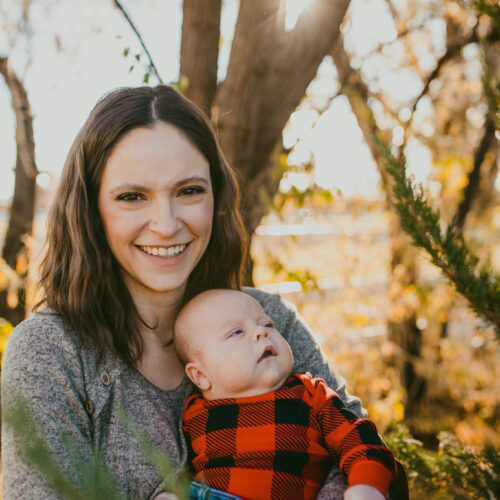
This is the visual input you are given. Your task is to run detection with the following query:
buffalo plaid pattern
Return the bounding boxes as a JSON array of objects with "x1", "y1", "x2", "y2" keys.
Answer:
[{"x1": 183, "y1": 374, "x2": 396, "y2": 500}]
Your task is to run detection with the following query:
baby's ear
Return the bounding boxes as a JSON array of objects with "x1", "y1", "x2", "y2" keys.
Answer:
[{"x1": 185, "y1": 362, "x2": 211, "y2": 391}]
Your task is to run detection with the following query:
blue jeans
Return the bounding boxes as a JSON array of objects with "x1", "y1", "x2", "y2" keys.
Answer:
[{"x1": 189, "y1": 481, "x2": 243, "y2": 500}]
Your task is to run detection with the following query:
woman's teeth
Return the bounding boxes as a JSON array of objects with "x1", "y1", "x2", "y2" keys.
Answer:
[{"x1": 141, "y1": 244, "x2": 186, "y2": 257}]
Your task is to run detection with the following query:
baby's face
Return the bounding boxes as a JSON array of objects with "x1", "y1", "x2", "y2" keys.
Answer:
[{"x1": 182, "y1": 290, "x2": 294, "y2": 400}]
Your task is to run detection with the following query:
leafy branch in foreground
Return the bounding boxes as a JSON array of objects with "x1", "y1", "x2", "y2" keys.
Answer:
[
  {"x1": 4, "y1": 397, "x2": 189, "y2": 499},
  {"x1": 118, "y1": 408, "x2": 190, "y2": 500},
  {"x1": 376, "y1": 137, "x2": 500, "y2": 337},
  {"x1": 387, "y1": 425, "x2": 500, "y2": 499},
  {"x1": 3, "y1": 399, "x2": 126, "y2": 500}
]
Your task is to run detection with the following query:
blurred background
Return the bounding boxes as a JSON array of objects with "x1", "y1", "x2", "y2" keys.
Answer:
[{"x1": 0, "y1": 0, "x2": 499, "y2": 497}]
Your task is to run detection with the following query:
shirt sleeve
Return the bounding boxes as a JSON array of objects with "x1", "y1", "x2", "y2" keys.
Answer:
[
  {"x1": 1, "y1": 314, "x2": 94, "y2": 500},
  {"x1": 312, "y1": 377, "x2": 396, "y2": 497},
  {"x1": 244, "y1": 287, "x2": 366, "y2": 418}
]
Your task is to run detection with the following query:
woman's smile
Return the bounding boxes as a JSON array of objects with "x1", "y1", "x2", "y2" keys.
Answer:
[{"x1": 138, "y1": 243, "x2": 189, "y2": 258}]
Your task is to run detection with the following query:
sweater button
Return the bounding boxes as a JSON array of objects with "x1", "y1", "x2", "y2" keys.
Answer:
[
  {"x1": 85, "y1": 399, "x2": 94, "y2": 415},
  {"x1": 100, "y1": 371, "x2": 111, "y2": 386}
]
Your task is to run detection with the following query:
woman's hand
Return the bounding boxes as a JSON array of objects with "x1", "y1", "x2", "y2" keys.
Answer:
[
  {"x1": 344, "y1": 484, "x2": 386, "y2": 500},
  {"x1": 153, "y1": 493, "x2": 180, "y2": 500}
]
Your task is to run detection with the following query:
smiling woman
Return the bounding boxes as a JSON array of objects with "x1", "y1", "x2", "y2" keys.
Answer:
[
  {"x1": 1, "y1": 85, "x2": 366, "y2": 500},
  {"x1": 98, "y1": 122, "x2": 214, "y2": 303}
]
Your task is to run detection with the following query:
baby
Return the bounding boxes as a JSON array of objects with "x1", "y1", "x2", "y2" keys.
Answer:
[{"x1": 174, "y1": 289, "x2": 397, "y2": 500}]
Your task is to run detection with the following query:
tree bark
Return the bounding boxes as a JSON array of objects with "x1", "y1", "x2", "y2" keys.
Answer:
[
  {"x1": 180, "y1": 0, "x2": 221, "y2": 114},
  {"x1": 0, "y1": 57, "x2": 38, "y2": 325},
  {"x1": 213, "y1": 0, "x2": 351, "y2": 238}
]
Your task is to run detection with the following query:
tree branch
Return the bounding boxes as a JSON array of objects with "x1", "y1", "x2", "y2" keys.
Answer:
[
  {"x1": 453, "y1": 115, "x2": 497, "y2": 231},
  {"x1": 180, "y1": 0, "x2": 221, "y2": 114},
  {"x1": 112, "y1": 0, "x2": 163, "y2": 83},
  {"x1": 214, "y1": 0, "x2": 350, "y2": 237},
  {"x1": 0, "y1": 57, "x2": 37, "y2": 180},
  {"x1": 330, "y1": 34, "x2": 392, "y2": 189},
  {"x1": 378, "y1": 137, "x2": 500, "y2": 335},
  {"x1": 409, "y1": 35, "x2": 471, "y2": 118},
  {"x1": 0, "y1": 55, "x2": 38, "y2": 324}
]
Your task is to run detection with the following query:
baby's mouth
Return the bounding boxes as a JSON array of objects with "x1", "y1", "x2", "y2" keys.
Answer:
[{"x1": 258, "y1": 345, "x2": 277, "y2": 362}]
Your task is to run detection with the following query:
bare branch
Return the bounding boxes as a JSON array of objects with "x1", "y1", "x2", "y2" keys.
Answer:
[
  {"x1": 112, "y1": 0, "x2": 163, "y2": 83},
  {"x1": 410, "y1": 36, "x2": 470, "y2": 117},
  {"x1": 453, "y1": 115, "x2": 497, "y2": 231},
  {"x1": 0, "y1": 56, "x2": 37, "y2": 179},
  {"x1": 180, "y1": 0, "x2": 221, "y2": 113},
  {"x1": 330, "y1": 35, "x2": 393, "y2": 188},
  {"x1": 0, "y1": 55, "x2": 37, "y2": 324}
]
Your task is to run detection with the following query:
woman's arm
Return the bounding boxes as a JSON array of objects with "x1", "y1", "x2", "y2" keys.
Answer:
[
  {"x1": 245, "y1": 288, "x2": 366, "y2": 417},
  {"x1": 1, "y1": 313, "x2": 94, "y2": 499}
]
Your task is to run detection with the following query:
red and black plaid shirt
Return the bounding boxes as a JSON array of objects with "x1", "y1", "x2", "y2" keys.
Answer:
[{"x1": 183, "y1": 373, "x2": 396, "y2": 500}]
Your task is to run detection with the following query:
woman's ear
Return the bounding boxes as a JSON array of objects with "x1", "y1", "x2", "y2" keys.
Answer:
[{"x1": 185, "y1": 362, "x2": 211, "y2": 391}]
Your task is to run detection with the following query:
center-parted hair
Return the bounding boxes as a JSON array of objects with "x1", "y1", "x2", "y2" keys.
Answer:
[{"x1": 37, "y1": 85, "x2": 247, "y2": 367}]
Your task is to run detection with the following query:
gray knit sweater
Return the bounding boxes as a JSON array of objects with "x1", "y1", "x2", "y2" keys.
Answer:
[{"x1": 1, "y1": 288, "x2": 363, "y2": 499}]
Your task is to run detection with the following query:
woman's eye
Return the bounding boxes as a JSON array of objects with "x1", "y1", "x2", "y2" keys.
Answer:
[
  {"x1": 180, "y1": 186, "x2": 205, "y2": 196},
  {"x1": 116, "y1": 192, "x2": 143, "y2": 202}
]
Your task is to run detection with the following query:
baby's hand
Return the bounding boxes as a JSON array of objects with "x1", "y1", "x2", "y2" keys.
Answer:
[
  {"x1": 153, "y1": 494, "x2": 179, "y2": 500},
  {"x1": 344, "y1": 484, "x2": 385, "y2": 500}
]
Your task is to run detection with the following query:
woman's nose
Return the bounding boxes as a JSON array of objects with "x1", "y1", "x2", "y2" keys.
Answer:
[
  {"x1": 253, "y1": 327, "x2": 269, "y2": 342},
  {"x1": 149, "y1": 198, "x2": 182, "y2": 236}
]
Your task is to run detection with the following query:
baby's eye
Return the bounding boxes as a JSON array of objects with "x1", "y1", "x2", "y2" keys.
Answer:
[
  {"x1": 265, "y1": 321, "x2": 275, "y2": 328},
  {"x1": 116, "y1": 192, "x2": 144, "y2": 202},
  {"x1": 229, "y1": 329, "x2": 243, "y2": 338},
  {"x1": 180, "y1": 186, "x2": 206, "y2": 196}
]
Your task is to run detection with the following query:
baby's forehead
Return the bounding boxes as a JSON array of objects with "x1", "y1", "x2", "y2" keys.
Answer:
[
  {"x1": 185, "y1": 290, "x2": 266, "y2": 325},
  {"x1": 199, "y1": 289, "x2": 259, "y2": 309}
]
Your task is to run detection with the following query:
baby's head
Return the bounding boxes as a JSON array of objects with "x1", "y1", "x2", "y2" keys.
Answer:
[{"x1": 174, "y1": 289, "x2": 294, "y2": 400}]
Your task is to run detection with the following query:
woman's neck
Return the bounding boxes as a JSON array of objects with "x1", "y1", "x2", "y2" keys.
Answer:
[
  {"x1": 128, "y1": 281, "x2": 184, "y2": 341},
  {"x1": 131, "y1": 288, "x2": 187, "y2": 391}
]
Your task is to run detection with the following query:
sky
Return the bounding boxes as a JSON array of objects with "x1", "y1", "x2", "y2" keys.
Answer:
[{"x1": 0, "y1": 0, "x2": 444, "y2": 203}]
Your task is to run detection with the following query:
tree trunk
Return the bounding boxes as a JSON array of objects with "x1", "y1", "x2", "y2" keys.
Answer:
[
  {"x1": 329, "y1": 36, "x2": 428, "y2": 414},
  {"x1": 214, "y1": 0, "x2": 351, "y2": 240},
  {"x1": 0, "y1": 57, "x2": 38, "y2": 325},
  {"x1": 180, "y1": 0, "x2": 221, "y2": 115}
]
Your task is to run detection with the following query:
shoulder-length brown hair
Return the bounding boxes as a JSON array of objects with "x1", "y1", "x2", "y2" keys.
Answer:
[{"x1": 37, "y1": 85, "x2": 247, "y2": 366}]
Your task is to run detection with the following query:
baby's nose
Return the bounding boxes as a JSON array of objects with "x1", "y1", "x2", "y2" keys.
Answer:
[{"x1": 253, "y1": 327, "x2": 269, "y2": 341}]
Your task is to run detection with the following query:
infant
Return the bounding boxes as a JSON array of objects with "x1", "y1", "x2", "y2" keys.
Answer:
[{"x1": 174, "y1": 289, "x2": 397, "y2": 500}]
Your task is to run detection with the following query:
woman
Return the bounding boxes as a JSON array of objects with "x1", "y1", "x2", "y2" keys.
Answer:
[{"x1": 1, "y1": 85, "x2": 363, "y2": 499}]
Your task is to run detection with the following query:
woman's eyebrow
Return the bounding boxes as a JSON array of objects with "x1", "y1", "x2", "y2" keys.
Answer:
[
  {"x1": 174, "y1": 176, "x2": 210, "y2": 188},
  {"x1": 109, "y1": 183, "x2": 147, "y2": 194},
  {"x1": 108, "y1": 176, "x2": 210, "y2": 194}
]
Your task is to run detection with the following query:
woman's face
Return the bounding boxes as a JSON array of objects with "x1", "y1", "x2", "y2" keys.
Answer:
[{"x1": 98, "y1": 121, "x2": 214, "y2": 303}]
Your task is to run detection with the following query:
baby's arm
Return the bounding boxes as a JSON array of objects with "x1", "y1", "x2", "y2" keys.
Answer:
[{"x1": 312, "y1": 377, "x2": 396, "y2": 499}]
